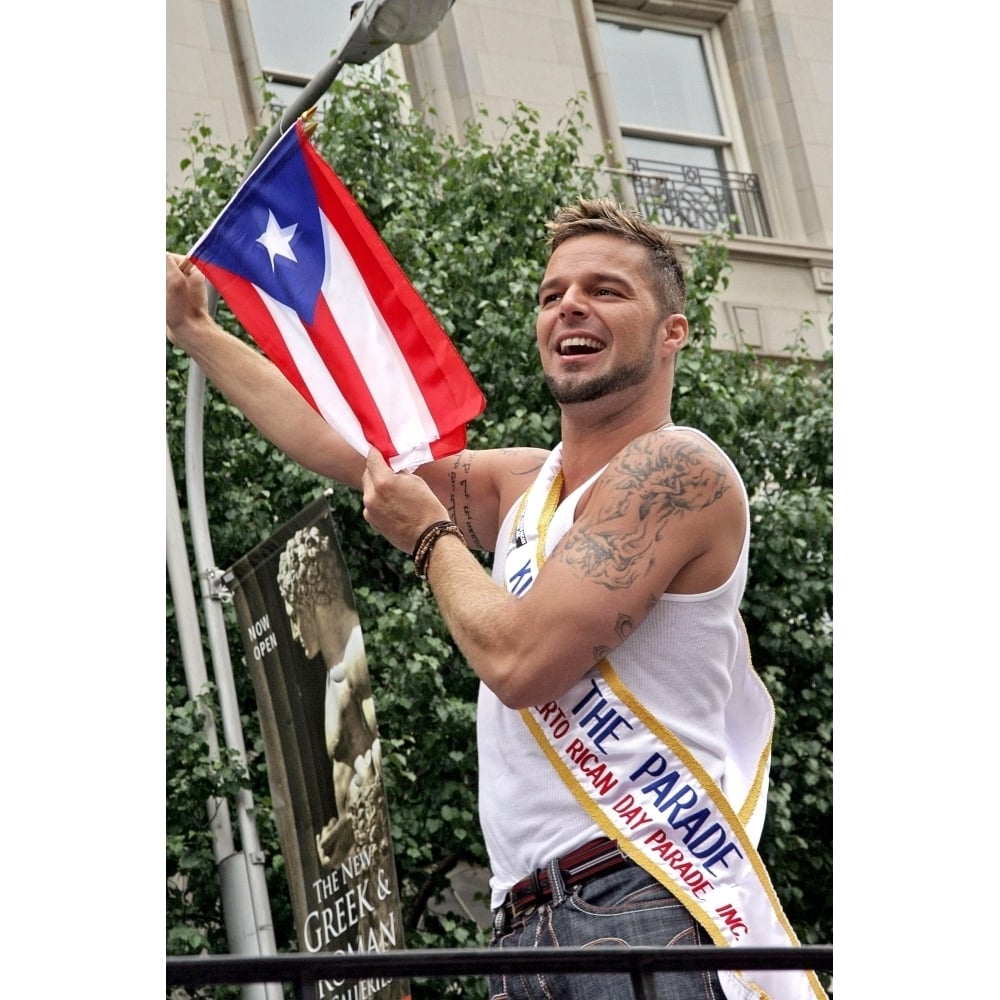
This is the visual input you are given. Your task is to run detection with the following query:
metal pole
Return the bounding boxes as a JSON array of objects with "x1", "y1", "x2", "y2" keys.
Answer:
[
  {"x1": 167, "y1": 438, "x2": 280, "y2": 1000},
  {"x1": 181, "y1": 367, "x2": 281, "y2": 984},
  {"x1": 166, "y1": 438, "x2": 237, "y2": 867}
]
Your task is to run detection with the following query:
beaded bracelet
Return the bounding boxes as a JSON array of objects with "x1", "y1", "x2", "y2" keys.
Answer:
[{"x1": 412, "y1": 520, "x2": 465, "y2": 579}]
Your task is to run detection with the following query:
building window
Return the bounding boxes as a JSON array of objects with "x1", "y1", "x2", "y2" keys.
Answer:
[
  {"x1": 597, "y1": 18, "x2": 770, "y2": 236},
  {"x1": 248, "y1": 0, "x2": 354, "y2": 111},
  {"x1": 249, "y1": 0, "x2": 351, "y2": 77}
]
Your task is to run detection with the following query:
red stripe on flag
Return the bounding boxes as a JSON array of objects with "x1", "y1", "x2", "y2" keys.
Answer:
[
  {"x1": 303, "y1": 294, "x2": 396, "y2": 458},
  {"x1": 296, "y1": 126, "x2": 485, "y2": 437},
  {"x1": 430, "y1": 425, "x2": 470, "y2": 461},
  {"x1": 195, "y1": 259, "x2": 321, "y2": 413}
]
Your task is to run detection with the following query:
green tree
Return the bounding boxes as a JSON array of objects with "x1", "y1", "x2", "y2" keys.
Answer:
[
  {"x1": 677, "y1": 236, "x2": 833, "y2": 946},
  {"x1": 167, "y1": 68, "x2": 832, "y2": 997}
]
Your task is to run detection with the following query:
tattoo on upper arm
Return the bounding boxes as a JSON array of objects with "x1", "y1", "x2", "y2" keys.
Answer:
[
  {"x1": 501, "y1": 449, "x2": 547, "y2": 486},
  {"x1": 614, "y1": 613, "x2": 635, "y2": 640},
  {"x1": 561, "y1": 435, "x2": 731, "y2": 591},
  {"x1": 593, "y1": 614, "x2": 634, "y2": 662}
]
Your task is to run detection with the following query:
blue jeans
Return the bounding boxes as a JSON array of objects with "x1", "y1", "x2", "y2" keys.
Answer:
[{"x1": 489, "y1": 858, "x2": 724, "y2": 1000}]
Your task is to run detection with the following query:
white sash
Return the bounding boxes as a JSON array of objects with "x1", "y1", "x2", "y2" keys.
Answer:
[{"x1": 503, "y1": 444, "x2": 827, "y2": 1000}]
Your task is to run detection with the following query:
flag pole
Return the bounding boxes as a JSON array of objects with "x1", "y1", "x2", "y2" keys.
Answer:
[{"x1": 166, "y1": 1, "x2": 458, "y2": 988}]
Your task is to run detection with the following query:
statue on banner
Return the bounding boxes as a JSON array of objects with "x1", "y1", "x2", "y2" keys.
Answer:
[{"x1": 277, "y1": 525, "x2": 385, "y2": 867}]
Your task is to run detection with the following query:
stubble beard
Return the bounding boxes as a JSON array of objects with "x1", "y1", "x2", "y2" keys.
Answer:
[{"x1": 544, "y1": 345, "x2": 657, "y2": 405}]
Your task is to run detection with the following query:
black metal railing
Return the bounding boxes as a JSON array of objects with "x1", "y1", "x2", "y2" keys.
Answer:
[
  {"x1": 626, "y1": 158, "x2": 772, "y2": 238},
  {"x1": 167, "y1": 944, "x2": 834, "y2": 1000}
]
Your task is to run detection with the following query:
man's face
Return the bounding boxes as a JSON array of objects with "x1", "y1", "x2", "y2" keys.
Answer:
[{"x1": 535, "y1": 234, "x2": 665, "y2": 405}]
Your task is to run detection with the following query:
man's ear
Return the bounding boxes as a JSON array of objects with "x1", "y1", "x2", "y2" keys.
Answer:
[{"x1": 661, "y1": 312, "x2": 689, "y2": 356}]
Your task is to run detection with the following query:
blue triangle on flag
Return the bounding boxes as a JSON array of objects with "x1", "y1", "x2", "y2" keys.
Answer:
[{"x1": 193, "y1": 128, "x2": 327, "y2": 324}]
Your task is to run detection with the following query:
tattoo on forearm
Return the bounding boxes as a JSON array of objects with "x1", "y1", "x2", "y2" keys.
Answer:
[
  {"x1": 447, "y1": 451, "x2": 483, "y2": 551},
  {"x1": 562, "y1": 435, "x2": 730, "y2": 591}
]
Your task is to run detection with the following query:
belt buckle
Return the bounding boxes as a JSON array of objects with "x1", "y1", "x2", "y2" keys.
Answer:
[
  {"x1": 505, "y1": 865, "x2": 546, "y2": 924},
  {"x1": 503, "y1": 894, "x2": 527, "y2": 927}
]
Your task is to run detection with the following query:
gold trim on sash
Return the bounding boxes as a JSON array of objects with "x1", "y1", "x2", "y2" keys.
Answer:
[
  {"x1": 734, "y1": 617, "x2": 773, "y2": 829},
  {"x1": 537, "y1": 471, "x2": 563, "y2": 565}
]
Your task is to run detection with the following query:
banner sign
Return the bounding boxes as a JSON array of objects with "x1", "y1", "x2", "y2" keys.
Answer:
[{"x1": 228, "y1": 495, "x2": 410, "y2": 1000}]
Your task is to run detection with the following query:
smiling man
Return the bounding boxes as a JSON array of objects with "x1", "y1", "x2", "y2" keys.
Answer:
[{"x1": 167, "y1": 198, "x2": 823, "y2": 1000}]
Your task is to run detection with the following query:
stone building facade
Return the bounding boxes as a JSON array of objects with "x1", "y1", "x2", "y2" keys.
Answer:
[{"x1": 167, "y1": 0, "x2": 832, "y2": 358}]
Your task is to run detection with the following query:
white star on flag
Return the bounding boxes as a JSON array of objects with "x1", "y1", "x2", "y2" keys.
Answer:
[{"x1": 256, "y1": 210, "x2": 298, "y2": 270}]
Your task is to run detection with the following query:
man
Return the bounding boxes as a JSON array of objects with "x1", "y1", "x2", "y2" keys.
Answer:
[{"x1": 167, "y1": 198, "x2": 820, "y2": 1000}]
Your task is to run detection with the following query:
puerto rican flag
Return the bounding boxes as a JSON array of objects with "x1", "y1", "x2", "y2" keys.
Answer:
[{"x1": 188, "y1": 119, "x2": 486, "y2": 472}]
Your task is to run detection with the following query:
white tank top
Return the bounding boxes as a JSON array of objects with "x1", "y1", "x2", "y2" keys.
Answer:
[{"x1": 477, "y1": 427, "x2": 750, "y2": 909}]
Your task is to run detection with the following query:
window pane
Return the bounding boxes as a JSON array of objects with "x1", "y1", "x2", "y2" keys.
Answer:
[
  {"x1": 623, "y1": 135, "x2": 721, "y2": 173},
  {"x1": 598, "y1": 21, "x2": 721, "y2": 137},
  {"x1": 249, "y1": 0, "x2": 352, "y2": 76}
]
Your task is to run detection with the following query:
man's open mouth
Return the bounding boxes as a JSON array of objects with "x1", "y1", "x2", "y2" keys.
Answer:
[{"x1": 558, "y1": 336, "x2": 604, "y2": 356}]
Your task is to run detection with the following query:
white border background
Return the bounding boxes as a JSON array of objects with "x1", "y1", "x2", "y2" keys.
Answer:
[{"x1": 8, "y1": 3, "x2": 996, "y2": 993}]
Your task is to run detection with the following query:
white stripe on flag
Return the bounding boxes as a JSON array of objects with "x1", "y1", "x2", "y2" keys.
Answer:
[
  {"x1": 319, "y1": 214, "x2": 443, "y2": 455},
  {"x1": 253, "y1": 284, "x2": 371, "y2": 458}
]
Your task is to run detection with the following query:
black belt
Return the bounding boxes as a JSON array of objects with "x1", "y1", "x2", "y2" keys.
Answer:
[{"x1": 501, "y1": 837, "x2": 631, "y2": 922}]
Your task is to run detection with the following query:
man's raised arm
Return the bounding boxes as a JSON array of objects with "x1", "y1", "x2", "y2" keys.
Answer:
[{"x1": 166, "y1": 252, "x2": 366, "y2": 490}]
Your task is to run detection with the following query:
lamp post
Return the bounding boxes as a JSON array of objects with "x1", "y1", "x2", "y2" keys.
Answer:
[{"x1": 166, "y1": 3, "x2": 457, "y2": 995}]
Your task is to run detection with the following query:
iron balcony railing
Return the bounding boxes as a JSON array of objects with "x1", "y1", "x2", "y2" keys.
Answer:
[
  {"x1": 167, "y1": 944, "x2": 834, "y2": 1000},
  {"x1": 625, "y1": 157, "x2": 773, "y2": 238}
]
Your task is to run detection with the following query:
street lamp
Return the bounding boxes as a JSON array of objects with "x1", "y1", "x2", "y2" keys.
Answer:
[
  {"x1": 166, "y1": 2, "x2": 457, "y2": 992},
  {"x1": 342, "y1": 0, "x2": 457, "y2": 63}
]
